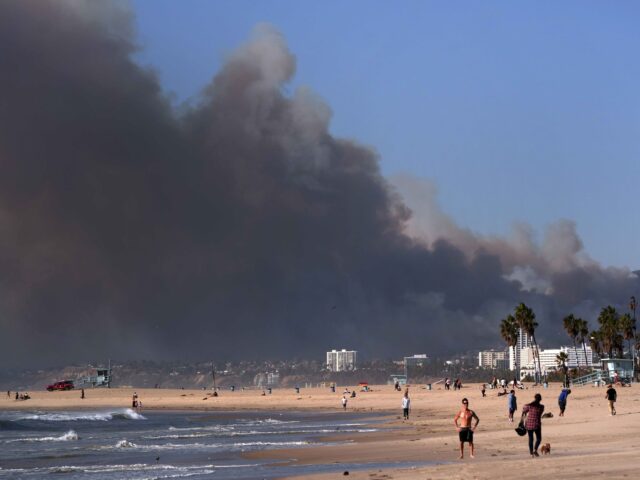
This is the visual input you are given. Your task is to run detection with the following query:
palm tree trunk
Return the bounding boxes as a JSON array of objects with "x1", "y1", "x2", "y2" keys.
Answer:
[
  {"x1": 582, "y1": 341, "x2": 589, "y2": 370},
  {"x1": 532, "y1": 335, "x2": 543, "y2": 384}
]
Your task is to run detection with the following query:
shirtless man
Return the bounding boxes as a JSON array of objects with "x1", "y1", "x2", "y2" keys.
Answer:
[{"x1": 454, "y1": 397, "x2": 480, "y2": 459}]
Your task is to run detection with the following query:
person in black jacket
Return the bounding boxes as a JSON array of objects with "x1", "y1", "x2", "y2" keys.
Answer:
[{"x1": 605, "y1": 385, "x2": 617, "y2": 415}]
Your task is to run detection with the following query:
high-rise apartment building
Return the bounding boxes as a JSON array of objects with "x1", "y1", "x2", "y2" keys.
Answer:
[
  {"x1": 509, "y1": 328, "x2": 532, "y2": 371},
  {"x1": 326, "y1": 349, "x2": 357, "y2": 372},
  {"x1": 478, "y1": 349, "x2": 508, "y2": 368}
]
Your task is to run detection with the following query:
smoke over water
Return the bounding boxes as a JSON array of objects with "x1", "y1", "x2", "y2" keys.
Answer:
[{"x1": 0, "y1": 1, "x2": 637, "y2": 367}]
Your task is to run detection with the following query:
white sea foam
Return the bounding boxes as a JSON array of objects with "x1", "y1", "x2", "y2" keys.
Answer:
[
  {"x1": 143, "y1": 433, "x2": 212, "y2": 440},
  {"x1": 231, "y1": 440, "x2": 309, "y2": 447},
  {"x1": 5, "y1": 430, "x2": 79, "y2": 443},
  {"x1": 107, "y1": 439, "x2": 310, "y2": 452},
  {"x1": 17, "y1": 408, "x2": 145, "y2": 422},
  {"x1": 115, "y1": 439, "x2": 137, "y2": 448},
  {"x1": 0, "y1": 463, "x2": 231, "y2": 476}
]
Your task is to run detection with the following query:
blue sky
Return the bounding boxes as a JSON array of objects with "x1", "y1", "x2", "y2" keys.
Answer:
[{"x1": 131, "y1": 0, "x2": 640, "y2": 268}]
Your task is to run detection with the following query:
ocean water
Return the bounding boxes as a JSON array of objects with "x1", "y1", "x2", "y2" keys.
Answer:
[{"x1": 0, "y1": 408, "x2": 408, "y2": 479}]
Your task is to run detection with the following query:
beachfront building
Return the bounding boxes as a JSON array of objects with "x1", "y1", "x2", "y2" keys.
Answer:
[
  {"x1": 326, "y1": 349, "x2": 357, "y2": 372},
  {"x1": 520, "y1": 345, "x2": 595, "y2": 375},
  {"x1": 404, "y1": 354, "x2": 430, "y2": 368},
  {"x1": 403, "y1": 354, "x2": 430, "y2": 382},
  {"x1": 478, "y1": 349, "x2": 508, "y2": 369},
  {"x1": 509, "y1": 328, "x2": 532, "y2": 371}
]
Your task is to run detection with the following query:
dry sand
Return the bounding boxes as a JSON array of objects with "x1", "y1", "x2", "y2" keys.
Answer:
[{"x1": 3, "y1": 382, "x2": 639, "y2": 479}]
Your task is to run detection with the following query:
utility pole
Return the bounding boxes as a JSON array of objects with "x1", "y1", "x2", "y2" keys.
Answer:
[{"x1": 630, "y1": 296, "x2": 637, "y2": 381}]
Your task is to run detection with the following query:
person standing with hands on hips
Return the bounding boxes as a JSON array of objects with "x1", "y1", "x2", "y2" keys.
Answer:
[{"x1": 454, "y1": 398, "x2": 479, "y2": 459}]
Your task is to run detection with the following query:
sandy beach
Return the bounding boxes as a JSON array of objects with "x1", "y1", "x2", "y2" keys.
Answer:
[{"x1": 3, "y1": 382, "x2": 639, "y2": 479}]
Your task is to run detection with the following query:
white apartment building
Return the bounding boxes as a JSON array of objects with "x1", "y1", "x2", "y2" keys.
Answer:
[
  {"x1": 509, "y1": 328, "x2": 532, "y2": 371},
  {"x1": 520, "y1": 345, "x2": 595, "y2": 375},
  {"x1": 478, "y1": 349, "x2": 508, "y2": 368},
  {"x1": 326, "y1": 349, "x2": 357, "y2": 372}
]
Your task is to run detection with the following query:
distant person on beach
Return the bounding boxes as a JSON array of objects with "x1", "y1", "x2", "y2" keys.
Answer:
[
  {"x1": 81, "y1": 388, "x2": 85, "y2": 399},
  {"x1": 508, "y1": 390, "x2": 517, "y2": 423},
  {"x1": 7, "y1": 390, "x2": 9, "y2": 398},
  {"x1": 402, "y1": 391, "x2": 410, "y2": 420},
  {"x1": 480, "y1": 384, "x2": 486, "y2": 397},
  {"x1": 522, "y1": 393, "x2": 544, "y2": 457},
  {"x1": 454, "y1": 398, "x2": 479, "y2": 459},
  {"x1": 342, "y1": 395, "x2": 348, "y2": 410},
  {"x1": 132, "y1": 392, "x2": 138, "y2": 409},
  {"x1": 445, "y1": 378, "x2": 451, "y2": 390},
  {"x1": 558, "y1": 388, "x2": 571, "y2": 416},
  {"x1": 15, "y1": 391, "x2": 18, "y2": 400},
  {"x1": 606, "y1": 384, "x2": 617, "y2": 415}
]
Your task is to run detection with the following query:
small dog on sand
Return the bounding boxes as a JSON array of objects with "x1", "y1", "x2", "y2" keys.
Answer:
[{"x1": 540, "y1": 443, "x2": 551, "y2": 455}]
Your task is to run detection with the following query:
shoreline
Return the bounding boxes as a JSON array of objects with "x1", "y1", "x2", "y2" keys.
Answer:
[{"x1": 3, "y1": 384, "x2": 640, "y2": 479}]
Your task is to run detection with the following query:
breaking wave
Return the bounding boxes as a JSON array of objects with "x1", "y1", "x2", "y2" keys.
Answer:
[
  {"x1": 15, "y1": 409, "x2": 145, "y2": 422},
  {"x1": 5, "y1": 430, "x2": 78, "y2": 443},
  {"x1": 110, "y1": 439, "x2": 310, "y2": 451}
]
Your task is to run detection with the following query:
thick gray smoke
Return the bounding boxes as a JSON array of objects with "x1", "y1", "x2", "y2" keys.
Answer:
[{"x1": 0, "y1": 1, "x2": 637, "y2": 368}]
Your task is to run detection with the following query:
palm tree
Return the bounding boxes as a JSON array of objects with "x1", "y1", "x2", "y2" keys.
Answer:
[
  {"x1": 619, "y1": 313, "x2": 635, "y2": 359},
  {"x1": 556, "y1": 351, "x2": 569, "y2": 387},
  {"x1": 598, "y1": 306, "x2": 623, "y2": 358},
  {"x1": 589, "y1": 330, "x2": 604, "y2": 358},
  {"x1": 576, "y1": 318, "x2": 590, "y2": 369},
  {"x1": 500, "y1": 314, "x2": 519, "y2": 374},
  {"x1": 563, "y1": 314, "x2": 580, "y2": 367},
  {"x1": 515, "y1": 303, "x2": 542, "y2": 384}
]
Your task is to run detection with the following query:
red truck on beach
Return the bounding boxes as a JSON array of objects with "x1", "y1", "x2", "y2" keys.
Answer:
[{"x1": 46, "y1": 380, "x2": 75, "y2": 391}]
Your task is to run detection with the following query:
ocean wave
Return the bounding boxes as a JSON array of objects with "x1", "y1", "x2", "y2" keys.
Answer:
[
  {"x1": 231, "y1": 440, "x2": 309, "y2": 447},
  {"x1": 15, "y1": 408, "x2": 145, "y2": 422},
  {"x1": 0, "y1": 463, "x2": 232, "y2": 476},
  {"x1": 4, "y1": 429, "x2": 78, "y2": 443},
  {"x1": 143, "y1": 433, "x2": 212, "y2": 440},
  {"x1": 240, "y1": 418, "x2": 299, "y2": 426},
  {"x1": 115, "y1": 439, "x2": 137, "y2": 448},
  {"x1": 109, "y1": 439, "x2": 310, "y2": 451}
]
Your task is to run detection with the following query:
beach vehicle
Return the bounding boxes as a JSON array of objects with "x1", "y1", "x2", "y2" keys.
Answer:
[{"x1": 46, "y1": 380, "x2": 75, "y2": 391}]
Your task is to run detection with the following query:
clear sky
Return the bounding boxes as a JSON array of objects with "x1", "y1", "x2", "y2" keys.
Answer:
[{"x1": 131, "y1": 0, "x2": 640, "y2": 268}]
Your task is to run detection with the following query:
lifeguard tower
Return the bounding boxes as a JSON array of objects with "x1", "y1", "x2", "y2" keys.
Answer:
[
  {"x1": 81, "y1": 361, "x2": 112, "y2": 388},
  {"x1": 600, "y1": 358, "x2": 634, "y2": 383}
]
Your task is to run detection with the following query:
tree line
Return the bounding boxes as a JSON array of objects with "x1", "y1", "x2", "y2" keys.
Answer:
[{"x1": 500, "y1": 300, "x2": 638, "y2": 380}]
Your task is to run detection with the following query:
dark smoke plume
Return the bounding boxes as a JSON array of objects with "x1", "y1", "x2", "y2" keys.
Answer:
[{"x1": 0, "y1": 1, "x2": 637, "y2": 367}]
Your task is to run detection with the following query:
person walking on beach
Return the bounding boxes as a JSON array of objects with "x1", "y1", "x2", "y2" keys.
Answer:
[
  {"x1": 522, "y1": 393, "x2": 544, "y2": 457},
  {"x1": 558, "y1": 388, "x2": 570, "y2": 416},
  {"x1": 454, "y1": 398, "x2": 479, "y2": 459},
  {"x1": 341, "y1": 395, "x2": 348, "y2": 410},
  {"x1": 507, "y1": 390, "x2": 517, "y2": 423},
  {"x1": 402, "y1": 391, "x2": 411, "y2": 420},
  {"x1": 81, "y1": 388, "x2": 85, "y2": 399},
  {"x1": 605, "y1": 384, "x2": 617, "y2": 415},
  {"x1": 481, "y1": 384, "x2": 486, "y2": 397},
  {"x1": 445, "y1": 378, "x2": 451, "y2": 390},
  {"x1": 132, "y1": 392, "x2": 138, "y2": 409}
]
